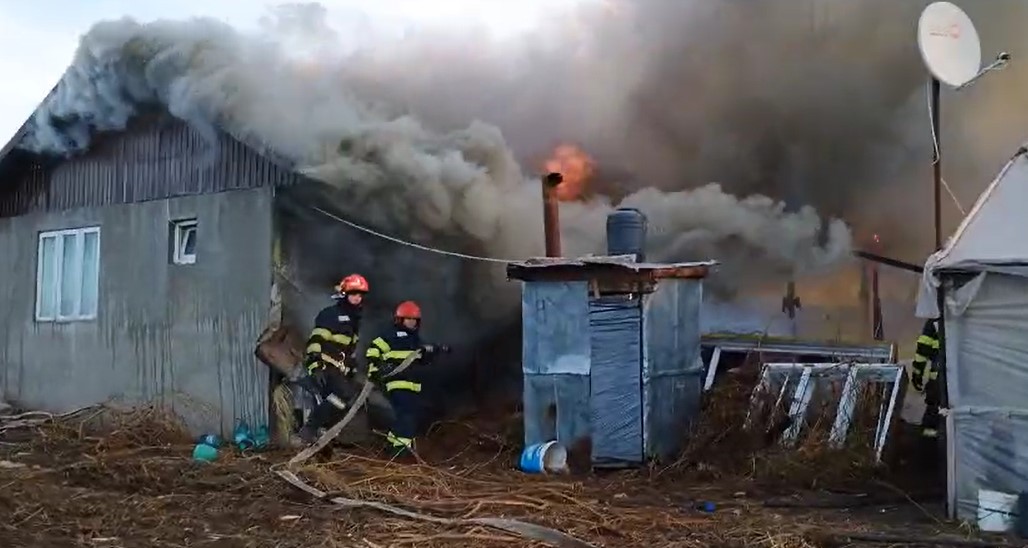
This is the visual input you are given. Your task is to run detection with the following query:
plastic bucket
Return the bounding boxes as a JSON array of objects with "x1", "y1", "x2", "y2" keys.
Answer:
[
  {"x1": 518, "y1": 441, "x2": 568, "y2": 474},
  {"x1": 978, "y1": 489, "x2": 1020, "y2": 532},
  {"x1": 192, "y1": 443, "x2": 218, "y2": 463}
]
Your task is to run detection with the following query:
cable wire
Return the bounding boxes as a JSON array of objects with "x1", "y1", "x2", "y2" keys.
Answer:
[
  {"x1": 925, "y1": 80, "x2": 967, "y2": 215},
  {"x1": 311, "y1": 206, "x2": 517, "y2": 264}
]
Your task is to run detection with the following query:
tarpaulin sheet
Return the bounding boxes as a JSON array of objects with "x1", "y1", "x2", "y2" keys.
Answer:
[
  {"x1": 951, "y1": 407, "x2": 1028, "y2": 521},
  {"x1": 589, "y1": 296, "x2": 643, "y2": 465},
  {"x1": 942, "y1": 273, "x2": 1028, "y2": 521}
]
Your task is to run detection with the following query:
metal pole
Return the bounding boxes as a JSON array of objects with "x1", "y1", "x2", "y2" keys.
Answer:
[
  {"x1": 931, "y1": 77, "x2": 948, "y2": 411},
  {"x1": 931, "y1": 76, "x2": 952, "y2": 519}
]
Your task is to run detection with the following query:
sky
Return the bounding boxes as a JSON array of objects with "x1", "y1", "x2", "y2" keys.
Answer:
[{"x1": 0, "y1": 0, "x2": 574, "y2": 145}]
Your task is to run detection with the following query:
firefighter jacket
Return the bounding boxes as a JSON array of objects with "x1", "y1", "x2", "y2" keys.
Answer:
[
  {"x1": 911, "y1": 319, "x2": 940, "y2": 392},
  {"x1": 365, "y1": 326, "x2": 437, "y2": 393},
  {"x1": 305, "y1": 300, "x2": 362, "y2": 374}
]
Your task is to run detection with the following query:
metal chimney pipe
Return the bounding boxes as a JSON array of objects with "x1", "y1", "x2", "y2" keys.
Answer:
[{"x1": 542, "y1": 172, "x2": 563, "y2": 257}]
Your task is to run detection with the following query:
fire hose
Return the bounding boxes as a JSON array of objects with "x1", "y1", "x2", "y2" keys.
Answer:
[{"x1": 270, "y1": 349, "x2": 597, "y2": 548}]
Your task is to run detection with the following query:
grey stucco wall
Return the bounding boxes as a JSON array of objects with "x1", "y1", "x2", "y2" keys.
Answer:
[{"x1": 0, "y1": 187, "x2": 273, "y2": 436}]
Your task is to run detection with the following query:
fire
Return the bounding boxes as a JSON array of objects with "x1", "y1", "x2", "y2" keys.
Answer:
[{"x1": 543, "y1": 144, "x2": 595, "y2": 201}]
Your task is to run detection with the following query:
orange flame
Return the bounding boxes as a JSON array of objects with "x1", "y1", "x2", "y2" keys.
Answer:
[{"x1": 543, "y1": 144, "x2": 595, "y2": 201}]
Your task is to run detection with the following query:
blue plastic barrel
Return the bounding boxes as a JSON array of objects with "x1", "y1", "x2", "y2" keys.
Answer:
[
  {"x1": 518, "y1": 441, "x2": 568, "y2": 474},
  {"x1": 606, "y1": 208, "x2": 648, "y2": 261}
]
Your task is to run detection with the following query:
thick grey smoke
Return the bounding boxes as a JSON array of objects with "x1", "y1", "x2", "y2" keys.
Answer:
[
  {"x1": 334, "y1": 0, "x2": 1028, "y2": 260},
  {"x1": 13, "y1": 6, "x2": 857, "y2": 343}
]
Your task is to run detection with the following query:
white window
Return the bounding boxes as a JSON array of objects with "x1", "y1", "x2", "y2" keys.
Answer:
[
  {"x1": 36, "y1": 227, "x2": 101, "y2": 322},
  {"x1": 172, "y1": 219, "x2": 198, "y2": 265}
]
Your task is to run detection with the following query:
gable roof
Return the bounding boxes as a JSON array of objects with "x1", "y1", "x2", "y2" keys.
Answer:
[{"x1": 0, "y1": 80, "x2": 302, "y2": 195}]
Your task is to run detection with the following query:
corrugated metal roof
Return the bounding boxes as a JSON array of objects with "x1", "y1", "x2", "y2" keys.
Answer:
[{"x1": 506, "y1": 255, "x2": 717, "y2": 282}]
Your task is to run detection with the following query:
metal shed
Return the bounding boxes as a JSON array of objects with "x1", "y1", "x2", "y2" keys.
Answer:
[{"x1": 506, "y1": 257, "x2": 715, "y2": 468}]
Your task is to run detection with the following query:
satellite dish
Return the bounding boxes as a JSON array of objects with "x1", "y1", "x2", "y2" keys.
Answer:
[{"x1": 918, "y1": 2, "x2": 982, "y2": 88}]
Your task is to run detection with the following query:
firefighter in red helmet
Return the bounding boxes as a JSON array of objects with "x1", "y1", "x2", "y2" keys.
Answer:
[
  {"x1": 295, "y1": 273, "x2": 370, "y2": 445},
  {"x1": 365, "y1": 300, "x2": 450, "y2": 458}
]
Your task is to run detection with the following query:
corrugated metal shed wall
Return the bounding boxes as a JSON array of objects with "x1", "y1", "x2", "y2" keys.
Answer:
[
  {"x1": 520, "y1": 278, "x2": 705, "y2": 465},
  {"x1": 521, "y1": 282, "x2": 592, "y2": 450},
  {"x1": 643, "y1": 279, "x2": 704, "y2": 460},
  {"x1": 0, "y1": 115, "x2": 281, "y2": 435}
]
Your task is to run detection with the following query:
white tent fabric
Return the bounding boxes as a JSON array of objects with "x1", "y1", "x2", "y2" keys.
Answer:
[
  {"x1": 912, "y1": 145, "x2": 1028, "y2": 521},
  {"x1": 917, "y1": 147, "x2": 1028, "y2": 318}
]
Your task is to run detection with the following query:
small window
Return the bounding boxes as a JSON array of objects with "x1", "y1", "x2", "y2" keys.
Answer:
[
  {"x1": 172, "y1": 219, "x2": 198, "y2": 265},
  {"x1": 36, "y1": 226, "x2": 101, "y2": 322}
]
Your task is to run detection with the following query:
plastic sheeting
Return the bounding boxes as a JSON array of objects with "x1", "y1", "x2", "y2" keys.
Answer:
[
  {"x1": 950, "y1": 407, "x2": 1028, "y2": 522},
  {"x1": 943, "y1": 273, "x2": 1028, "y2": 521},
  {"x1": 944, "y1": 274, "x2": 1028, "y2": 409},
  {"x1": 589, "y1": 297, "x2": 644, "y2": 465}
]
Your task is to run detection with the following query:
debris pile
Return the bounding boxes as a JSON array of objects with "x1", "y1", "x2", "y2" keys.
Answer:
[{"x1": 0, "y1": 397, "x2": 999, "y2": 547}]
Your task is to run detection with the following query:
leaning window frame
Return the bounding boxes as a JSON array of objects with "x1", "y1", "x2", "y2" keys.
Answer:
[{"x1": 35, "y1": 226, "x2": 101, "y2": 323}]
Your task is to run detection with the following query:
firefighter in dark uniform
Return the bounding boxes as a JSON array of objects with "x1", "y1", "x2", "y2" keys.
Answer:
[
  {"x1": 295, "y1": 273, "x2": 369, "y2": 445},
  {"x1": 911, "y1": 318, "x2": 942, "y2": 439},
  {"x1": 365, "y1": 300, "x2": 449, "y2": 457}
]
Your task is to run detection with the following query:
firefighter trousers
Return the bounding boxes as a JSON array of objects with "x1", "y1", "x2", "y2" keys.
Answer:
[
  {"x1": 385, "y1": 388, "x2": 425, "y2": 450},
  {"x1": 304, "y1": 365, "x2": 360, "y2": 432}
]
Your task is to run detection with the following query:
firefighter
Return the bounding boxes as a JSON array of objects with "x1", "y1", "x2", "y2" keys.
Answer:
[
  {"x1": 295, "y1": 273, "x2": 369, "y2": 445},
  {"x1": 910, "y1": 318, "x2": 942, "y2": 439},
  {"x1": 365, "y1": 300, "x2": 450, "y2": 457}
]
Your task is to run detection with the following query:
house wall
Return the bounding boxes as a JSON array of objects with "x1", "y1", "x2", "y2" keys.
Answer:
[
  {"x1": 0, "y1": 114, "x2": 294, "y2": 436},
  {"x1": 0, "y1": 187, "x2": 273, "y2": 436}
]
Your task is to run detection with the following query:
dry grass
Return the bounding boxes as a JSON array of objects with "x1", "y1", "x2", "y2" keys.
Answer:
[{"x1": 0, "y1": 386, "x2": 994, "y2": 548}]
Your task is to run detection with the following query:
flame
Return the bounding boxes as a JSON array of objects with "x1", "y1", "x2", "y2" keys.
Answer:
[{"x1": 543, "y1": 144, "x2": 595, "y2": 201}]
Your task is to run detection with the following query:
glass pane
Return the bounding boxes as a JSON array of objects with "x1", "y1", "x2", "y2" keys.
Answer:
[
  {"x1": 37, "y1": 236, "x2": 58, "y2": 318},
  {"x1": 59, "y1": 233, "x2": 79, "y2": 317},
  {"x1": 80, "y1": 231, "x2": 99, "y2": 317},
  {"x1": 183, "y1": 227, "x2": 197, "y2": 256}
]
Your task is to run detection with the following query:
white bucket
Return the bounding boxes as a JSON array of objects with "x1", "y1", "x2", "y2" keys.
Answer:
[
  {"x1": 518, "y1": 441, "x2": 569, "y2": 474},
  {"x1": 977, "y1": 489, "x2": 1020, "y2": 532}
]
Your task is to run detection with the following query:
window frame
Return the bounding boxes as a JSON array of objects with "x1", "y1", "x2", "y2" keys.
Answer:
[
  {"x1": 35, "y1": 226, "x2": 101, "y2": 323},
  {"x1": 171, "y1": 219, "x2": 198, "y2": 265}
]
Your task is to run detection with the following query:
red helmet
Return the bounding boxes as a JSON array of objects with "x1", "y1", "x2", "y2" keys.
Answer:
[
  {"x1": 336, "y1": 273, "x2": 369, "y2": 294},
  {"x1": 395, "y1": 300, "x2": 422, "y2": 320}
]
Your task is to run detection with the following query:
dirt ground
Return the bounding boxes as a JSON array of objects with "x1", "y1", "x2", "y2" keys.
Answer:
[{"x1": 0, "y1": 383, "x2": 1018, "y2": 548}]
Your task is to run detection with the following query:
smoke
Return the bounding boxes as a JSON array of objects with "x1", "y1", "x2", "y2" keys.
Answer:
[
  {"x1": 11, "y1": 4, "x2": 867, "y2": 344},
  {"x1": 13, "y1": 2, "x2": 1026, "y2": 342},
  {"x1": 334, "y1": 0, "x2": 1028, "y2": 260}
]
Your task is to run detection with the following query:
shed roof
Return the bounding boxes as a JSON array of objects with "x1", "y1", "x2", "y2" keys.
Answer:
[{"x1": 506, "y1": 255, "x2": 716, "y2": 283}]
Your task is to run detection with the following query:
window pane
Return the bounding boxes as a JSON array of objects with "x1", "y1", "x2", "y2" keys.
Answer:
[
  {"x1": 183, "y1": 227, "x2": 197, "y2": 256},
  {"x1": 59, "y1": 233, "x2": 79, "y2": 317},
  {"x1": 80, "y1": 231, "x2": 99, "y2": 317},
  {"x1": 38, "y1": 236, "x2": 58, "y2": 318}
]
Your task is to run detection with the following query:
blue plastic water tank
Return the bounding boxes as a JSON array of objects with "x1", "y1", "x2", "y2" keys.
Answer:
[{"x1": 606, "y1": 208, "x2": 648, "y2": 261}]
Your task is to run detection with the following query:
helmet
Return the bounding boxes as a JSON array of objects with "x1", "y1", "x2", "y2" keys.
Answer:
[
  {"x1": 335, "y1": 273, "x2": 369, "y2": 295},
  {"x1": 395, "y1": 301, "x2": 422, "y2": 320}
]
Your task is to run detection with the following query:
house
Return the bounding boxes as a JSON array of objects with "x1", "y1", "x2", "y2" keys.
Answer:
[
  {"x1": 915, "y1": 144, "x2": 1028, "y2": 521},
  {"x1": 0, "y1": 90, "x2": 525, "y2": 439},
  {"x1": 0, "y1": 104, "x2": 315, "y2": 436}
]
